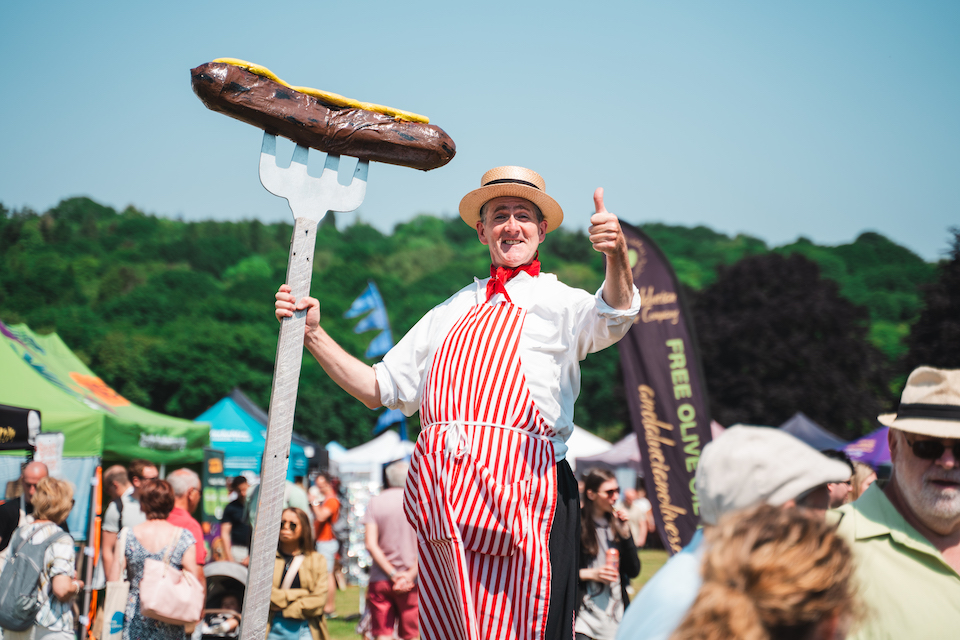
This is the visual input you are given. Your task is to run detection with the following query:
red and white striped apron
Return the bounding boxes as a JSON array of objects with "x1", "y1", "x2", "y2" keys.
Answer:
[{"x1": 404, "y1": 297, "x2": 558, "y2": 640}]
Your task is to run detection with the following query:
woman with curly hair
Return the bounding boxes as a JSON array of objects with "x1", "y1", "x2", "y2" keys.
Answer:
[
  {"x1": 1, "y1": 477, "x2": 81, "y2": 640},
  {"x1": 671, "y1": 504, "x2": 859, "y2": 640}
]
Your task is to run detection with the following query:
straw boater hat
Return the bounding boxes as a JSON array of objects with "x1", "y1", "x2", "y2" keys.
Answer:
[
  {"x1": 459, "y1": 166, "x2": 564, "y2": 233},
  {"x1": 879, "y1": 366, "x2": 960, "y2": 439}
]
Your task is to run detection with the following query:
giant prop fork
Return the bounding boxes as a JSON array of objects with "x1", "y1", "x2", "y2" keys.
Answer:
[{"x1": 240, "y1": 132, "x2": 368, "y2": 640}]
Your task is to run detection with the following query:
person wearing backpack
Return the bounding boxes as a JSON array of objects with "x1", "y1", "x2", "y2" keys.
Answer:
[
  {"x1": 0, "y1": 477, "x2": 82, "y2": 640},
  {"x1": 102, "y1": 460, "x2": 158, "y2": 581}
]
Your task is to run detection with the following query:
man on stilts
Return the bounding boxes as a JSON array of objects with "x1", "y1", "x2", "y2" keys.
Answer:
[{"x1": 275, "y1": 166, "x2": 640, "y2": 640}]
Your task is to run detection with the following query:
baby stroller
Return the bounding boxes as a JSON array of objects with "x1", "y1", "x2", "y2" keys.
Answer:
[{"x1": 201, "y1": 561, "x2": 247, "y2": 640}]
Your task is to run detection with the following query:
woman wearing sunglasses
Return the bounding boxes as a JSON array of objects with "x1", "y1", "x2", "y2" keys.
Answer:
[
  {"x1": 269, "y1": 508, "x2": 330, "y2": 640},
  {"x1": 576, "y1": 469, "x2": 641, "y2": 640}
]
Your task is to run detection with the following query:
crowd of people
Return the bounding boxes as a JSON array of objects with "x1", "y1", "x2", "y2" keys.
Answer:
[
  {"x1": 0, "y1": 457, "x2": 399, "y2": 640},
  {"x1": 0, "y1": 371, "x2": 956, "y2": 640},
  {"x1": 612, "y1": 365, "x2": 960, "y2": 640}
]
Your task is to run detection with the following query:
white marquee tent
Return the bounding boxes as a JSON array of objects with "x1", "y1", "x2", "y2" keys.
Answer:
[
  {"x1": 566, "y1": 426, "x2": 613, "y2": 471},
  {"x1": 327, "y1": 430, "x2": 416, "y2": 487}
]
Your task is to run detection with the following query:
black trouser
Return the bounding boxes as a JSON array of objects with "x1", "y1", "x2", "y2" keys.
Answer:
[{"x1": 545, "y1": 459, "x2": 581, "y2": 640}]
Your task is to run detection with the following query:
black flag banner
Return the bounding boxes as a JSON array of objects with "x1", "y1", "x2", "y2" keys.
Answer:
[{"x1": 616, "y1": 221, "x2": 713, "y2": 555}]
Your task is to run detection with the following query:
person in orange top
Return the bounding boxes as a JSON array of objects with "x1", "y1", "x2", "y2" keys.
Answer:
[{"x1": 310, "y1": 473, "x2": 340, "y2": 617}]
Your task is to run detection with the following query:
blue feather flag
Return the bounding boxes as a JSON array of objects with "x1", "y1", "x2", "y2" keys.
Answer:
[
  {"x1": 344, "y1": 282, "x2": 383, "y2": 319},
  {"x1": 374, "y1": 407, "x2": 407, "y2": 440},
  {"x1": 345, "y1": 281, "x2": 406, "y2": 439}
]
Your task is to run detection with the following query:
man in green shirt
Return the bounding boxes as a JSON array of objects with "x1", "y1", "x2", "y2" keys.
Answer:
[{"x1": 835, "y1": 366, "x2": 960, "y2": 639}]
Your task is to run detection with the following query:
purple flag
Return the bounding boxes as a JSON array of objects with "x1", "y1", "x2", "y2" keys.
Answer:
[
  {"x1": 844, "y1": 426, "x2": 890, "y2": 468},
  {"x1": 616, "y1": 221, "x2": 713, "y2": 555}
]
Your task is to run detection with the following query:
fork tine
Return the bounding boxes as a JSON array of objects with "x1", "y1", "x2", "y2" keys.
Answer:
[
  {"x1": 260, "y1": 131, "x2": 277, "y2": 157},
  {"x1": 323, "y1": 153, "x2": 341, "y2": 175},
  {"x1": 332, "y1": 160, "x2": 368, "y2": 212},
  {"x1": 354, "y1": 159, "x2": 369, "y2": 184},
  {"x1": 259, "y1": 133, "x2": 285, "y2": 197},
  {"x1": 291, "y1": 144, "x2": 310, "y2": 167}
]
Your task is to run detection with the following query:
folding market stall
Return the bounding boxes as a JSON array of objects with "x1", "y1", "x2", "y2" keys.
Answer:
[{"x1": 0, "y1": 321, "x2": 210, "y2": 537}]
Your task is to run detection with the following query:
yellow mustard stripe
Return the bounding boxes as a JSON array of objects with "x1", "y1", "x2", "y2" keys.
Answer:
[{"x1": 213, "y1": 58, "x2": 429, "y2": 124}]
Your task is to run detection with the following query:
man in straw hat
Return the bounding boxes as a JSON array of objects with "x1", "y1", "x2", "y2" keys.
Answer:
[
  {"x1": 834, "y1": 366, "x2": 960, "y2": 638},
  {"x1": 276, "y1": 167, "x2": 639, "y2": 640}
]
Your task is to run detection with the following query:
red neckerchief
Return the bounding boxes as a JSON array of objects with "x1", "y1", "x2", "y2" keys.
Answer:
[{"x1": 486, "y1": 254, "x2": 541, "y2": 302}]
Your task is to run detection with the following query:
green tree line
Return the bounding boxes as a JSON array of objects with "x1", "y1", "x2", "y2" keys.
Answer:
[{"x1": 0, "y1": 197, "x2": 943, "y2": 446}]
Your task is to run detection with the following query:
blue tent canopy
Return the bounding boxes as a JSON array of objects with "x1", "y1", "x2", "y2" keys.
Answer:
[
  {"x1": 228, "y1": 388, "x2": 322, "y2": 464},
  {"x1": 197, "y1": 397, "x2": 307, "y2": 480}
]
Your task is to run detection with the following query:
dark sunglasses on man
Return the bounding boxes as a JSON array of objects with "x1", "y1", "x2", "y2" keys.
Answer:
[{"x1": 906, "y1": 437, "x2": 960, "y2": 461}]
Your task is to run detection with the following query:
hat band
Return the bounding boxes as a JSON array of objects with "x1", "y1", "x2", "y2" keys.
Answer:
[
  {"x1": 483, "y1": 178, "x2": 542, "y2": 191},
  {"x1": 897, "y1": 403, "x2": 960, "y2": 421}
]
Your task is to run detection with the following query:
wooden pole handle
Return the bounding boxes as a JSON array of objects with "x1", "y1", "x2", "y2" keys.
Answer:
[{"x1": 240, "y1": 216, "x2": 318, "y2": 640}]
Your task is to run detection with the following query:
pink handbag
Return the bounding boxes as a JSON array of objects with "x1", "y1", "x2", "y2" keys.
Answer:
[{"x1": 139, "y1": 529, "x2": 204, "y2": 627}]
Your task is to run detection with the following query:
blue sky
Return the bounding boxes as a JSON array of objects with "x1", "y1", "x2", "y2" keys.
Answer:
[{"x1": 2, "y1": 1, "x2": 957, "y2": 261}]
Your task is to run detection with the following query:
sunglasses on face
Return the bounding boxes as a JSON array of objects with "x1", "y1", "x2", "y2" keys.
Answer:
[
  {"x1": 280, "y1": 521, "x2": 299, "y2": 531},
  {"x1": 906, "y1": 437, "x2": 960, "y2": 461},
  {"x1": 600, "y1": 488, "x2": 620, "y2": 497}
]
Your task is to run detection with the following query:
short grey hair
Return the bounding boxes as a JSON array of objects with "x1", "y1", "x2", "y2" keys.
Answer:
[
  {"x1": 166, "y1": 468, "x2": 201, "y2": 497},
  {"x1": 384, "y1": 461, "x2": 409, "y2": 489},
  {"x1": 479, "y1": 200, "x2": 544, "y2": 226}
]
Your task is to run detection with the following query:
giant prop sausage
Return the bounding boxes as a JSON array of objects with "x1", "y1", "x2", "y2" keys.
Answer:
[{"x1": 191, "y1": 59, "x2": 456, "y2": 171}]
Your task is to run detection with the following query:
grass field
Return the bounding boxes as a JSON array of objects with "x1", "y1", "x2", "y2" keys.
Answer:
[{"x1": 324, "y1": 548, "x2": 671, "y2": 640}]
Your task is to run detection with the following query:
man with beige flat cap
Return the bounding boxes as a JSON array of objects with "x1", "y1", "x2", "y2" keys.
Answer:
[
  {"x1": 276, "y1": 167, "x2": 640, "y2": 640},
  {"x1": 835, "y1": 366, "x2": 960, "y2": 638}
]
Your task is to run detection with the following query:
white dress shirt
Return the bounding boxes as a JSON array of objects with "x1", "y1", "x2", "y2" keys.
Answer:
[{"x1": 374, "y1": 271, "x2": 641, "y2": 460}]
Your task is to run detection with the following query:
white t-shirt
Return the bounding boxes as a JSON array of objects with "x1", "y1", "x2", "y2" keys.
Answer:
[{"x1": 374, "y1": 272, "x2": 641, "y2": 460}]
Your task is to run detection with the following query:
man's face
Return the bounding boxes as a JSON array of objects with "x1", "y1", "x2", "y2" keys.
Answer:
[
  {"x1": 131, "y1": 466, "x2": 159, "y2": 495},
  {"x1": 21, "y1": 465, "x2": 47, "y2": 504},
  {"x1": 890, "y1": 429, "x2": 960, "y2": 535},
  {"x1": 827, "y1": 480, "x2": 852, "y2": 508},
  {"x1": 476, "y1": 197, "x2": 548, "y2": 268},
  {"x1": 108, "y1": 480, "x2": 124, "y2": 501}
]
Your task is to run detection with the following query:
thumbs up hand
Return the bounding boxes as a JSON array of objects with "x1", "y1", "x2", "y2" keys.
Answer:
[
  {"x1": 589, "y1": 188, "x2": 625, "y2": 256},
  {"x1": 588, "y1": 187, "x2": 634, "y2": 310}
]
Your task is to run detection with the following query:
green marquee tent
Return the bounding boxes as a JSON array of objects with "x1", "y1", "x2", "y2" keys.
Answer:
[{"x1": 0, "y1": 321, "x2": 209, "y2": 462}]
